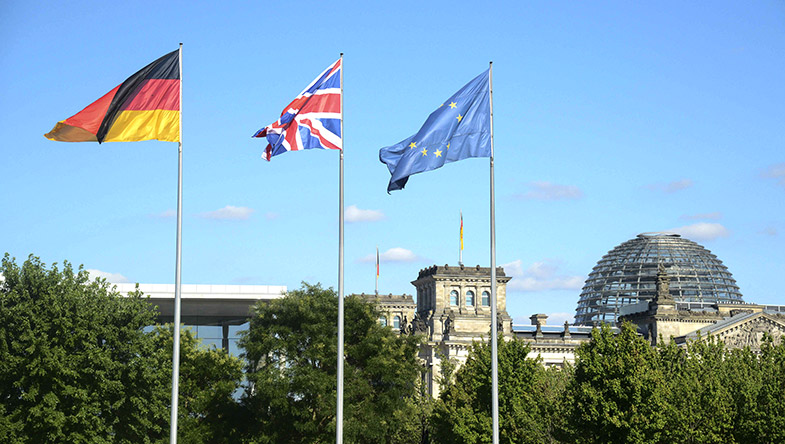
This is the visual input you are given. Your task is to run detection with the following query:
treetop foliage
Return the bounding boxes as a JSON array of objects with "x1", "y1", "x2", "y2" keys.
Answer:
[
  {"x1": 2, "y1": 254, "x2": 784, "y2": 444},
  {"x1": 238, "y1": 282, "x2": 428, "y2": 444},
  {"x1": 0, "y1": 254, "x2": 244, "y2": 444}
]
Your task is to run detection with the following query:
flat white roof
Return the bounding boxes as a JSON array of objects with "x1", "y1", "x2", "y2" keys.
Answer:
[
  {"x1": 113, "y1": 283, "x2": 287, "y2": 326},
  {"x1": 113, "y1": 283, "x2": 286, "y2": 300}
]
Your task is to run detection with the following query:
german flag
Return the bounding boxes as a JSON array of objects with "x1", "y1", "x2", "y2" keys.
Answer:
[{"x1": 45, "y1": 49, "x2": 180, "y2": 143}]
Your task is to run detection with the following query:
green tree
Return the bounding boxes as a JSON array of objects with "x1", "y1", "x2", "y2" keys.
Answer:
[
  {"x1": 0, "y1": 254, "x2": 168, "y2": 443},
  {"x1": 658, "y1": 333, "x2": 785, "y2": 444},
  {"x1": 658, "y1": 336, "x2": 736, "y2": 444},
  {"x1": 0, "y1": 254, "x2": 246, "y2": 444},
  {"x1": 238, "y1": 282, "x2": 425, "y2": 444},
  {"x1": 726, "y1": 337, "x2": 785, "y2": 444},
  {"x1": 751, "y1": 338, "x2": 785, "y2": 443},
  {"x1": 431, "y1": 337, "x2": 566, "y2": 444},
  {"x1": 564, "y1": 323, "x2": 667, "y2": 444},
  {"x1": 151, "y1": 326, "x2": 245, "y2": 444}
]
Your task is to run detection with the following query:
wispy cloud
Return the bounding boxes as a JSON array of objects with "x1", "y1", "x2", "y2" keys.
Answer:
[
  {"x1": 668, "y1": 222, "x2": 730, "y2": 241},
  {"x1": 762, "y1": 163, "x2": 785, "y2": 186},
  {"x1": 515, "y1": 181, "x2": 584, "y2": 201},
  {"x1": 546, "y1": 312, "x2": 575, "y2": 326},
  {"x1": 86, "y1": 269, "x2": 130, "y2": 283},
  {"x1": 502, "y1": 259, "x2": 584, "y2": 292},
  {"x1": 198, "y1": 205, "x2": 254, "y2": 221},
  {"x1": 263, "y1": 212, "x2": 279, "y2": 221},
  {"x1": 515, "y1": 312, "x2": 575, "y2": 326},
  {"x1": 760, "y1": 226, "x2": 778, "y2": 237},
  {"x1": 359, "y1": 247, "x2": 420, "y2": 263},
  {"x1": 680, "y1": 212, "x2": 722, "y2": 221},
  {"x1": 151, "y1": 209, "x2": 176, "y2": 219},
  {"x1": 345, "y1": 205, "x2": 385, "y2": 223},
  {"x1": 647, "y1": 179, "x2": 694, "y2": 193}
]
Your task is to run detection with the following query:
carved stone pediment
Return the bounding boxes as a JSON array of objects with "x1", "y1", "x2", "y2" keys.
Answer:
[{"x1": 713, "y1": 314, "x2": 785, "y2": 351}]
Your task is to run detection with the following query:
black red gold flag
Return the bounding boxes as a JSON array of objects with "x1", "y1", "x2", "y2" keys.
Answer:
[{"x1": 45, "y1": 50, "x2": 180, "y2": 143}]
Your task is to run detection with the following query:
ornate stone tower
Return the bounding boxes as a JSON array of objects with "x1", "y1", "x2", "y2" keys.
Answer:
[{"x1": 410, "y1": 264, "x2": 512, "y2": 397}]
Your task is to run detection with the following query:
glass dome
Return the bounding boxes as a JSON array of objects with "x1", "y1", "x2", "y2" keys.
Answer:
[{"x1": 575, "y1": 233, "x2": 744, "y2": 326}]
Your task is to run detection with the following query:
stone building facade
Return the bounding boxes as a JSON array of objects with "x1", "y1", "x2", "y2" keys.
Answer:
[
  {"x1": 620, "y1": 264, "x2": 785, "y2": 351},
  {"x1": 354, "y1": 292, "x2": 416, "y2": 331},
  {"x1": 409, "y1": 264, "x2": 512, "y2": 397},
  {"x1": 512, "y1": 315, "x2": 600, "y2": 368},
  {"x1": 362, "y1": 261, "x2": 785, "y2": 398},
  {"x1": 361, "y1": 264, "x2": 597, "y2": 397}
]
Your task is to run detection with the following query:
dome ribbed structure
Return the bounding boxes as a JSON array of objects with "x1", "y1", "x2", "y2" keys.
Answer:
[{"x1": 575, "y1": 233, "x2": 744, "y2": 326}]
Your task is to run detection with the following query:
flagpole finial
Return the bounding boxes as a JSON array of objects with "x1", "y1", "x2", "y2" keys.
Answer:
[
  {"x1": 340, "y1": 52, "x2": 344, "y2": 57},
  {"x1": 180, "y1": 42, "x2": 183, "y2": 47}
]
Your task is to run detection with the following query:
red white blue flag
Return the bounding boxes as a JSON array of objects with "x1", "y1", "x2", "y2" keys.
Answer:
[{"x1": 253, "y1": 59, "x2": 342, "y2": 160}]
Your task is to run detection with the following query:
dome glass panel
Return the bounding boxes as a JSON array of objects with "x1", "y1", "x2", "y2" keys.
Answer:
[{"x1": 575, "y1": 233, "x2": 744, "y2": 326}]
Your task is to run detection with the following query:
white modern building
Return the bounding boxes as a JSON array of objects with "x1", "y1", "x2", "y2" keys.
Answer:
[{"x1": 114, "y1": 283, "x2": 286, "y2": 354}]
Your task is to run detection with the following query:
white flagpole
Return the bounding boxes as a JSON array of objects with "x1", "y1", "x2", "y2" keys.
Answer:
[
  {"x1": 169, "y1": 42, "x2": 184, "y2": 444},
  {"x1": 336, "y1": 52, "x2": 345, "y2": 444},
  {"x1": 488, "y1": 61, "x2": 500, "y2": 444},
  {"x1": 375, "y1": 246, "x2": 379, "y2": 296}
]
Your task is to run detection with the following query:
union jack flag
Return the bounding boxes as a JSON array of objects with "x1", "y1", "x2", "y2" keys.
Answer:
[{"x1": 253, "y1": 58, "x2": 342, "y2": 161}]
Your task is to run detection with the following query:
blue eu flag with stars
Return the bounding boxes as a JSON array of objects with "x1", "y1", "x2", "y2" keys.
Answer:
[{"x1": 380, "y1": 69, "x2": 490, "y2": 192}]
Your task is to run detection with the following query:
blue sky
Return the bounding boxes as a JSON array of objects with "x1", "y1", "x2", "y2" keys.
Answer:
[{"x1": 1, "y1": 1, "x2": 783, "y2": 324}]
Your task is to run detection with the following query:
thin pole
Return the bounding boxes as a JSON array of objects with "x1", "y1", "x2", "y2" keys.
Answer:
[
  {"x1": 488, "y1": 61, "x2": 499, "y2": 444},
  {"x1": 459, "y1": 210, "x2": 463, "y2": 266},
  {"x1": 169, "y1": 42, "x2": 184, "y2": 444},
  {"x1": 375, "y1": 246, "x2": 379, "y2": 296},
  {"x1": 336, "y1": 52, "x2": 345, "y2": 444}
]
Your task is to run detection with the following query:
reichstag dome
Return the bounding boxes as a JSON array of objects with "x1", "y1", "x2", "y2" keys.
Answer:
[{"x1": 575, "y1": 233, "x2": 744, "y2": 326}]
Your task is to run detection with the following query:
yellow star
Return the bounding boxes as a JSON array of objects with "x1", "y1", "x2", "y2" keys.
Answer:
[
  {"x1": 434, "y1": 149, "x2": 443, "y2": 157},
  {"x1": 439, "y1": 103, "x2": 444, "y2": 108},
  {"x1": 449, "y1": 102, "x2": 457, "y2": 109},
  {"x1": 446, "y1": 142, "x2": 450, "y2": 150},
  {"x1": 421, "y1": 148, "x2": 428, "y2": 156},
  {"x1": 456, "y1": 114, "x2": 463, "y2": 122},
  {"x1": 409, "y1": 142, "x2": 417, "y2": 149}
]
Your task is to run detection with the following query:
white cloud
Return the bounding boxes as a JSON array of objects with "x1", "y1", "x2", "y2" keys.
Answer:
[
  {"x1": 665, "y1": 179, "x2": 693, "y2": 192},
  {"x1": 762, "y1": 163, "x2": 785, "y2": 186},
  {"x1": 345, "y1": 205, "x2": 385, "y2": 223},
  {"x1": 86, "y1": 269, "x2": 130, "y2": 283},
  {"x1": 359, "y1": 247, "x2": 420, "y2": 263},
  {"x1": 647, "y1": 179, "x2": 693, "y2": 193},
  {"x1": 151, "y1": 209, "x2": 176, "y2": 219},
  {"x1": 502, "y1": 259, "x2": 525, "y2": 277},
  {"x1": 546, "y1": 312, "x2": 575, "y2": 326},
  {"x1": 668, "y1": 222, "x2": 730, "y2": 241},
  {"x1": 516, "y1": 181, "x2": 583, "y2": 201},
  {"x1": 264, "y1": 212, "x2": 279, "y2": 220},
  {"x1": 502, "y1": 259, "x2": 585, "y2": 292},
  {"x1": 760, "y1": 226, "x2": 778, "y2": 237},
  {"x1": 198, "y1": 205, "x2": 254, "y2": 221},
  {"x1": 680, "y1": 212, "x2": 722, "y2": 221}
]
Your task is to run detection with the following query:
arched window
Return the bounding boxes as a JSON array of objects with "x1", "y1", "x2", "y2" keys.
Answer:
[
  {"x1": 482, "y1": 291, "x2": 490, "y2": 306},
  {"x1": 466, "y1": 290, "x2": 475, "y2": 306},
  {"x1": 393, "y1": 315, "x2": 401, "y2": 329},
  {"x1": 379, "y1": 316, "x2": 387, "y2": 327},
  {"x1": 450, "y1": 290, "x2": 458, "y2": 306}
]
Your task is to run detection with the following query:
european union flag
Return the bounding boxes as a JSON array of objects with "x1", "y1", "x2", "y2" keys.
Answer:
[{"x1": 379, "y1": 69, "x2": 490, "y2": 192}]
